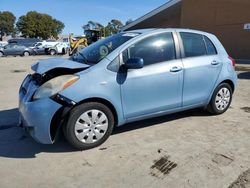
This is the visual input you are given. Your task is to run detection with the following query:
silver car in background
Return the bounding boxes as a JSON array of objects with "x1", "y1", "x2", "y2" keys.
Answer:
[{"x1": 0, "y1": 43, "x2": 35, "y2": 57}]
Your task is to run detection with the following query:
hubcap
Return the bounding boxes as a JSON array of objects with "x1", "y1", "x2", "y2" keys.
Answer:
[
  {"x1": 74, "y1": 110, "x2": 108, "y2": 144},
  {"x1": 215, "y1": 88, "x2": 231, "y2": 111},
  {"x1": 51, "y1": 50, "x2": 55, "y2": 55},
  {"x1": 24, "y1": 52, "x2": 29, "y2": 56}
]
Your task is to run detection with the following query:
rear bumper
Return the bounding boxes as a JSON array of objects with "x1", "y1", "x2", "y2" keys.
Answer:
[{"x1": 19, "y1": 75, "x2": 62, "y2": 144}]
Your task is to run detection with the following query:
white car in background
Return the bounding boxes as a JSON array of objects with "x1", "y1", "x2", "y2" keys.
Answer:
[
  {"x1": 31, "y1": 41, "x2": 69, "y2": 55},
  {"x1": 46, "y1": 42, "x2": 69, "y2": 55}
]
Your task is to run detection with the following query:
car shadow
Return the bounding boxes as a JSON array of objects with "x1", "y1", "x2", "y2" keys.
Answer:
[
  {"x1": 0, "y1": 107, "x2": 210, "y2": 159},
  {"x1": 238, "y1": 72, "x2": 250, "y2": 80},
  {"x1": 113, "y1": 108, "x2": 209, "y2": 135}
]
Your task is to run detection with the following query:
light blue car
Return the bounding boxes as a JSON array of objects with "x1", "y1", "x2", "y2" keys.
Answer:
[{"x1": 19, "y1": 29, "x2": 237, "y2": 149}]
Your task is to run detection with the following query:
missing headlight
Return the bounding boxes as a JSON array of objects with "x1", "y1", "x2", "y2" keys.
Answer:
[{"x1": 51, "y1": 94, "x2": 76, "y2": 107}]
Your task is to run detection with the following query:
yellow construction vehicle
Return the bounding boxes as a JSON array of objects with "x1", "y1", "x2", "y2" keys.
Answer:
[
  {"x1": 69, "y1": 34, "x2": 88, "y2": 56},
  {"x1": 69, "y1": 21, "x2": 103, "y2": 56}
]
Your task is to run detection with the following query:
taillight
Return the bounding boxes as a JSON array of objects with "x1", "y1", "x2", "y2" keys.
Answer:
[{"x1": 229, "y1": 56, "x2": 236, "y2": 67}]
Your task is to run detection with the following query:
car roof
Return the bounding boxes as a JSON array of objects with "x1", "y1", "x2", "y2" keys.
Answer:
[{"x1": 126, "y1": 28, "x2": 214, "y2": 36}]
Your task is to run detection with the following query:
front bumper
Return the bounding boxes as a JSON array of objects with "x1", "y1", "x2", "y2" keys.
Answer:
[{"x1": 19, "y1": 75, "x2": 62, "y2": 144}]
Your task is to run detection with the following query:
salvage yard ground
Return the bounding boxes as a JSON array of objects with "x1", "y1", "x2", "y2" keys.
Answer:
[{"x1": 0, "y1": 56, "x2": 250, "y2": 188}]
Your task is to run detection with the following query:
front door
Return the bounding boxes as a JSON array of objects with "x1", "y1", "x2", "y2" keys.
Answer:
[
  {"x1": 120, "y1": 32, "x2": 183, "y2": 119},
  {"x1": 4, "y1": 44, "x2": 15, "y2": 55}
]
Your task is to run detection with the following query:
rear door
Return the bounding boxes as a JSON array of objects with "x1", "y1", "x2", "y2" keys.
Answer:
[
  {"x1": 14, "y1": 45, "x2": 24, "y2": 55},
  {"x1": 179, "y1": 32, "x2": 222, "y2": 107}
]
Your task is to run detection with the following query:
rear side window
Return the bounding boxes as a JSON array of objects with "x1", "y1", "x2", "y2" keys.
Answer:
[
  {"x1": 204, "y1": 36, "x2": 217, "y2": 55},
  {"x1": 180, "y1": 32, "x2": 207, "y2": 58},
  {"x1": 123, "y1": 32, "x2": 176, "y2": 66}
]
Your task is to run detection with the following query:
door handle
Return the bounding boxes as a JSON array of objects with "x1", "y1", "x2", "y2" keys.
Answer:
[
  {"x1": 211, "y1": 60, "x2": 220, "y2": 65},
  {"x1": 170, "y1": 66, "x2": 182, "y2": 72}
]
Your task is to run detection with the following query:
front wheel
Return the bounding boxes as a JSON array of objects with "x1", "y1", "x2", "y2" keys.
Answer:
[
  {"x1": 207, "y1": 83, "x2": 233, "y2": 115},
  {"x1": 64, "y1": 102, "x2": 114, "y2": 150},
  {"x1": 0, "y1": 51, "x2": 3, "y2": 57}
]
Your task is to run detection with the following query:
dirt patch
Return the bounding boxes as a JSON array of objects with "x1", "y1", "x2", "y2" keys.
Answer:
[
  {"x1": 228, "y1": 168, "x2": 250, "y2": 188},
  {"x1": 241, "y1": 107, "x2": 250, "y2": 113},
  {"x1": 212, "y1": 153, "x2": 234, "y2": 166},
  {"x1": 99, "y1": 147, "x2": 108, "y2": 151},
  {"x1": 150, "y1": 156, "x2": 177, "y2": 178},
  {"x1": 10, "y1": 69, "x2": 26, "y2": 73}
]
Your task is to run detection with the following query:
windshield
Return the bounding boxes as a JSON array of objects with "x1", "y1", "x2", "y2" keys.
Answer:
[{"x1": 71, "y1": 32, "x2": 139, "y2": 64}]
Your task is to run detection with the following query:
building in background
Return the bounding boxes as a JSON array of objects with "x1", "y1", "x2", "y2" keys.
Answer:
[{"x1": 123, "y1": 0, "x2": 250, "y2": 60}]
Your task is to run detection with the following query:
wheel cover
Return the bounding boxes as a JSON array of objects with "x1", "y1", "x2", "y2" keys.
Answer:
[
  {"x1": 215, "y1": 87, "x2": 231, "y2": 111},
  {"x1": 74, "y1": 109, "x2": 108, "y2": 144},
  {"x1": 24, "y1": 52, "x2": 29, "y2": 56}
]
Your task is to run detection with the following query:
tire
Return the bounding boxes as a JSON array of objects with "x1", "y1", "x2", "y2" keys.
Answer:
[
  {"x1": 0, "y1": 51, "x2": 3, "y2": 57},
  {"x1": 64, "y1": 102, "x2": 114, "y2": 150},
  {"x1": 207, "y1": 83, "x2": 233, "y2": 115},
  {"x1": 62, "y1": 48, "x2": 66, "y2": 55},
  {"x1": 23, "y1": 51, "x2": 30, "y2": 56},
  {"x1": 50, "y1": 49, "x2": 56, "y2": 56}
]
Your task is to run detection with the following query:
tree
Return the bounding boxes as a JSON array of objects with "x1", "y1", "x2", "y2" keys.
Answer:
[
  {"x1": 83, "y1": 21, "x2": 104, "y2": 31},
  {"x1": 0, "y1": 11, "x2": 16, "y2": 41},
  {"x1": 104, "y1": 19, "x2": 123, "y2": 36},
  {"x1": 16, "y1": 11, "x2": 65, "y2": 39},
  {"x1": 82, "y1": 19, "x2": 124, "y2": 37}
]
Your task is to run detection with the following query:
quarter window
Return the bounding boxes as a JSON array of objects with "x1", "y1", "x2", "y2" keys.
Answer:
[
  {"x1": 123, "y1": 32, "x2": 176, "y2": 66},
  {"x1": 180, "y1": 32, "x2": 207, "y2": 58},
  {"x1": 204, "y1": 36, "x2": 217, "y2": 55}
]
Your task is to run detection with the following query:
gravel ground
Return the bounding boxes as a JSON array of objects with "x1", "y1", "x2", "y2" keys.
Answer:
[{"x1": 0, "y1": 55, "x2": 249, "y2": 188}]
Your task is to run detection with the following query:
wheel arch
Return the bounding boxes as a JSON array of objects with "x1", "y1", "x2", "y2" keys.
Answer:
[
  {"x1": 50, "y1": 97, "x2": 119, "y2": 143},
  {"x1": 219, "y1": 79, "x2": 235, "y2": 93},
  {"x1": 76, "y1": 97, "x2": 118, "y2": 126}
]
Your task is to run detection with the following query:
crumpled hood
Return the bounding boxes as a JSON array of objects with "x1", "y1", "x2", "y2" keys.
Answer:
[{"x1": 31, "y1": 58, "x2": 90, "y2": 74}]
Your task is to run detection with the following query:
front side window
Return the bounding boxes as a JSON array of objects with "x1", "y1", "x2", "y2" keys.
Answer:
[
  {"x1": 180, "y1": 32, "x2": 207, "y2": 58},
  {"x1": 123, "y1": 32, "x2": 176, "y2": 66}
]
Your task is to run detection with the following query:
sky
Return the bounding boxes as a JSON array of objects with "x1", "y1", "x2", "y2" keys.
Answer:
[{"x1": 0, "y1": 0, "x2": 167, "y2": 35}]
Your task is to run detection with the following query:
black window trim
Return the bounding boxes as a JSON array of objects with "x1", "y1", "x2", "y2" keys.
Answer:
[
  {"x1": 203, "y1": 35, "x2": 218, "y2": 56},
  {"x1": 178, "y1": 31, "x2": 217, "y2": 59}
]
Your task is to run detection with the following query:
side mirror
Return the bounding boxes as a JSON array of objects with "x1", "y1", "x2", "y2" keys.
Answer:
[{"x1": 124, "y1": 58, "x2": 144, "y2": 69}]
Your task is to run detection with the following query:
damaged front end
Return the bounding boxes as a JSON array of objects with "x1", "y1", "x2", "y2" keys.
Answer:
[{"x1": 19, "y1": 58, "x2": 90, "y2": 144}]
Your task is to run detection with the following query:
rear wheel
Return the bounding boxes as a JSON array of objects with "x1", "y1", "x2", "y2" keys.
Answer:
[
  {"x1": 207, "y1": 83, "x2": 232, "y2": 115},
  {"x1": 50, "y1": 49, "x2": 56, "y2": 56},
  {"x1": 23, "y1": 51, "x2": 30, "y2": 56},
  {"x1": 0, "y1": 51, "x2": 3, "y2": 57},
  {"x1": 64, "y1": 102, "x2": 114, "y2": 150}
]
